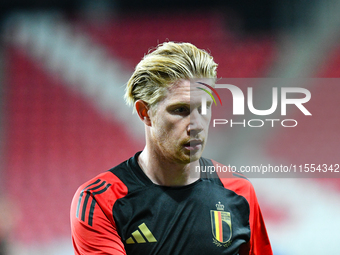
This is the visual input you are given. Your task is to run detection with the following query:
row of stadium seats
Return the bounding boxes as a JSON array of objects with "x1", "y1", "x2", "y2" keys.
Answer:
[{"x1": 4, "y1": 46, "x2": 141, "y2": 242}]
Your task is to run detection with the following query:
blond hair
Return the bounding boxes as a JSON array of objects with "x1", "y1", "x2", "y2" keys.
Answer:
[{"x1": 124, "y1": 42, "x2": 217, "y2": 110}]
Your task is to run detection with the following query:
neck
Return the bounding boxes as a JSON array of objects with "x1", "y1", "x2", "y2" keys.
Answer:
[{"x1": 138, "y1": 147, "x2": 200, "y2": 186}]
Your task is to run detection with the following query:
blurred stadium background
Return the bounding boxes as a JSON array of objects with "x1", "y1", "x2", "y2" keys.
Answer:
[{"x1": 0, "y1": 0, "x2": 340, "y2": 254}]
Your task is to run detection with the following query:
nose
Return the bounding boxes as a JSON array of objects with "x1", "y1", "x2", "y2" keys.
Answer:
[{"x1": 187, "y1": 109, "x2": 204, "y2": 136}]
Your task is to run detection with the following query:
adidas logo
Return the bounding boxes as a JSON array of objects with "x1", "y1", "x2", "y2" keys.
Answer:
[{"x1": 126, "y1": 223, "x2": 157, "y2": 244}]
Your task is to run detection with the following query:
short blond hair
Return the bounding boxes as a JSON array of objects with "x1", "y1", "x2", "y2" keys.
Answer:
[{"x1": 124, "y1": 42, "x2": 217, "y2": 110}]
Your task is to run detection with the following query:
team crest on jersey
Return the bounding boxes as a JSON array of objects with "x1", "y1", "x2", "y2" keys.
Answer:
[{"x1": 210, "y1": 202, "x2": 232, "y2": 247}]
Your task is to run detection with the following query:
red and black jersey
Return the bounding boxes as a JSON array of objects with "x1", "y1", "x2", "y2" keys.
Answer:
[{"x1": 70, "y1": 152, "x2": 272, "y2": 255}]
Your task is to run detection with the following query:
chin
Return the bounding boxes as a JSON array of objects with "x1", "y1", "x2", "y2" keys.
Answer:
[
  {"x1": 189, "y1": 155, "x2": 200, "y2": 163},
  {"x1": 171, "y1": 148, "x2": 203, "y2": 164},
  {"x1": 189, "y1": 150, "x2": 203, "y2": 162},
  {"x1": 173, "y1": 153, "x2": 194, "y2": 165}
]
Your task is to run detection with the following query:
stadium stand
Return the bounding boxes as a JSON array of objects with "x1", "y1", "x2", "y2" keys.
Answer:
[
  {"x1": 267, "y1": 43, "x2": 340, "y2": 190},
  {"x1": 4, "y1": 45, "x2": 142, "y2": 242},
  {"x1": 75, "y1": 11, "x2": 276, "y2": 77}
]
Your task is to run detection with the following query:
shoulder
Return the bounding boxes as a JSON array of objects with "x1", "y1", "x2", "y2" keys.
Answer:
[
  {"x1": 71, "y1": 157, "x2": 134, "y2": 222},
  {"x1": 70, "y1": 169, "x2": 129, "y2": 254},
  {"x1": 71, "y1": 170, "x2": 129, "y2": 223},
  {"x1": 207, "y1": 159, "x2": 257, "y2": 205},
  {"x1": 74, "y1": 150, "x2": 144, "y2": 199},
  {"x1": 75, "y1": 170, "x2": 129, "y2": 202}
]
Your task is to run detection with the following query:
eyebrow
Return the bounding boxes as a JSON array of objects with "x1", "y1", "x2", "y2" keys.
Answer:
[
  {"x1": 167, "y1": 102, "x2": 190, "y2": 108},
  {"x1": 169, "y1": 100, "x2": 213, "y2": 109}
]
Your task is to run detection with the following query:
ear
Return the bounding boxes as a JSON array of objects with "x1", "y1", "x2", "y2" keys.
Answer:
[{"x1": 135, "y1": 100, "x2": 152, "y2": 126}]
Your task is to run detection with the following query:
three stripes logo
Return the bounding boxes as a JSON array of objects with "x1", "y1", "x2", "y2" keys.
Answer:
[
  {"x1": 126, "y1": 223, "x2": 157, "y2": 244},
  {"x1": 76, "y1": 179, "x2": 111, "y2": 226}
]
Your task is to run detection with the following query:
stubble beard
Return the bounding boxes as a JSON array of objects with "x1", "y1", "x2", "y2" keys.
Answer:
[{"x1": 154, "y1": 138, "x2": 192, "y2": 165}]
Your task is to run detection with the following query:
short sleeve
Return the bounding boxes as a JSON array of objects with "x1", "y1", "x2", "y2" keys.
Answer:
[{"x1": 70, "y1": 173, "x2": 128, "y2": 255}]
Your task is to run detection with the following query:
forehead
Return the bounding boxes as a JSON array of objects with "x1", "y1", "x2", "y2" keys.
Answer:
[{"x1": 164, "y1": 79, "x2": 213, "y2": 104}]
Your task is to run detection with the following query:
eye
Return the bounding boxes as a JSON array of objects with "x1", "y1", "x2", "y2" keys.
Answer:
[
  {"x1": 173, "y1": 106, "x2": 189, "y2": 115},
  {"x1": 174, "y1": 107, "x2": 186, "y2": 113}
]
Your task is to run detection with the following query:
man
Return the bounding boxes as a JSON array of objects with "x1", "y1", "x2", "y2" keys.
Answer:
[{"x1": 70, "y1": 42, "x2": 273, "y2": 254}]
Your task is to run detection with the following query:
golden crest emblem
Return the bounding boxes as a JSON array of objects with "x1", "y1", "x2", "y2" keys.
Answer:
[{"x1": 210, "y1": 202, "x2": 232, "y2": 247}]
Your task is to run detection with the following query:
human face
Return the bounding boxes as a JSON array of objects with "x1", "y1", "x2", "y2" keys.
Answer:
[{"x1": 148, "y1": 79, "x2": 212, "y2": 164}]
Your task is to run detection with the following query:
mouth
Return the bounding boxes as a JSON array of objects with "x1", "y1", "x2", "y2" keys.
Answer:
[{"x1": 184, "y1": 139, "x2": 203, "y2": 151}]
